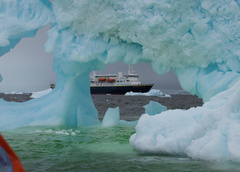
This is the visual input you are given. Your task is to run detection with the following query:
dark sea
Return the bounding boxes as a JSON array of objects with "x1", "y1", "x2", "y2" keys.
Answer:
[{"x1": 1, "y1": 94, "x2": 240, "y2": 171}]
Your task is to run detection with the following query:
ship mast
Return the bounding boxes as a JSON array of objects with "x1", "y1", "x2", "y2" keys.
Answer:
[{"x1": 128, "y1": 65, "x2": 135, "y2": 74}]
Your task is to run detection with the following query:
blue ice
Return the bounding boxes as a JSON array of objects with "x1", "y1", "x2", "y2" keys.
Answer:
[
  {"x1": 144, "y1": 101, "x2": 167, "y2": 116},
  {"x1": 102, "y1": 107, "x2": 120, "y2": 127}
]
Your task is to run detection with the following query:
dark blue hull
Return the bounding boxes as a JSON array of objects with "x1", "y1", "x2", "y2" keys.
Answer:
[{"x1": 90, "y1": 84, "x2": 154, "y2": 94}]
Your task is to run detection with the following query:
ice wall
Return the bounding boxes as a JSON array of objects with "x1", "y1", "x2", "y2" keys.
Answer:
[
  {"x1": 0, "y1": 0, "x2": 240, "y2": 162},
  {"x1": 0, "y1": 0, "x2": 101, "y2": 129}
]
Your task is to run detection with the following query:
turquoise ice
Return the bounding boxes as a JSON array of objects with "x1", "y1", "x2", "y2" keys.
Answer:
[
  {"x1": 144, "y1": 101, "x2": 167, "y2": 116},
  {"x1": 102, "y1": 107, "x2": 120, "y2": 127}
]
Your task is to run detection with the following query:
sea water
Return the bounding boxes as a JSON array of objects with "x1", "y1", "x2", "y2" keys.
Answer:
[
  {"x1": 2, "y1": 125, "x2": 240, "y2": 172},
  {"x1": 1, "y1": 95, "x2": 239, "y2": 171}
]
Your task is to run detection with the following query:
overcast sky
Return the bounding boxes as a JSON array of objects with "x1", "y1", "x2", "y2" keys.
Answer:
[{"x1": 0, "y1": 25, "x2": 184, "y2": 93}]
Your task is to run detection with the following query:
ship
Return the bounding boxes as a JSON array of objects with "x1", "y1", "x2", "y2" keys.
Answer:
[{"x1": 90, "y1": 66, "x2": 154, "y2": 94}]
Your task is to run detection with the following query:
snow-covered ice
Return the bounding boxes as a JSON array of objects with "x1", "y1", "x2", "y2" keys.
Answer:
[
  {"x1": 130, "y1": 79, "x2": 240, "y2": 162},
  {"x1": 0, "y1": 0, "x2": 240, "y2": 163}
]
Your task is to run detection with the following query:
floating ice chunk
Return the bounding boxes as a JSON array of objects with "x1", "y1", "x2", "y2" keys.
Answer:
[
  {"x1": 35, "y1": 129, "x2": 77, "y2": 136},
  {"x1": 44, "y1": 129, "x2": 53, "y2": 134},
  {"x1": 31, "y1": 89, "x2": 53, "y2": 99},
  {"x1": 130, "y1": 80, "x2": 240, "y2": 162},
  {"x1": 102, "y1": 107, "x2": 120, "y2": 127},
  {"x1": 35, "y1": 130, "x2": 42, "y2": 133},
  {"x1": 144, "y1": 101, "x2": 167, "y2": 116},
  {"x1": 125, "y1": 89, "x2": 170, "y2": 97},
  {"x1": 55, "y1": 131, "x2": 69, "y2": 135}
]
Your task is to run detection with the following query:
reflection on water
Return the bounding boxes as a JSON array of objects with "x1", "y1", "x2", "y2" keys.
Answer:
[{"x1": 2, "y1": 125, "x2": 240, "y2": 172}]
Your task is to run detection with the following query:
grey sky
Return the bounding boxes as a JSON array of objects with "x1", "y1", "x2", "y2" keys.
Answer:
[
  {"x1": 0, "y1": 25, "x2": 56, "y2": 92},
  {"x1": 0, "y1": 25, "x2": 183, "y2": 93}
]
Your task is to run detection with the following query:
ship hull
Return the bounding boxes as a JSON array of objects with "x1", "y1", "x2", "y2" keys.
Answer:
[{"x1": 90, "y1": 84, "x2": 154, "y2": 94}]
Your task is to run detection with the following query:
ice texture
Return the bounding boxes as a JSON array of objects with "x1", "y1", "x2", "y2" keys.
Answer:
[
  {"x1": 144, "y1": 101, "x2": 167, "y2": 116},
  {"x1": 0, "y1": 0, "x2": 54, "y2": 56},
  {"x1": 102, "y1": 107, "x2": 120, "y2": 127},
  {"x1": 0, "y1": 0, "x2": 240, "y2": 163},
  {"x1": 130, "y1": 80, "x2": 240, "y2": 162}
]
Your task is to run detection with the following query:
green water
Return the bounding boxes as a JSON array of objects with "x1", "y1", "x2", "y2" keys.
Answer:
[{"x1": 2, "y1": 125, "x2": 240, "y2": 172}]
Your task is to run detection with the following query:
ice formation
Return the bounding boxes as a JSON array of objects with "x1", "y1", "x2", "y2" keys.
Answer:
[
  {"x1": 131, "y1": 80, "x2": 240, "y2": 162},
  {"x1": 144, "y1": 101, "x2": 167, "y2": 116},
  {"x1": 125, "y1": 89, "x2": 171, "y2": 97},
  {"x1": 30, "y1": 88, "x2": 53, "y2": 99},
  {"x1": 0, "y1": 0, "x2": 54, "y2": 56},
  {"x1": 102, "y1": 107, "x2": 120, "y2": 127},
  {"x1": 0, "y1": 0, "x2": 240, "y2": 162}
]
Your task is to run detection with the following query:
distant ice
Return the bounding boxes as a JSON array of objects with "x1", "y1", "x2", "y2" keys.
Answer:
[
  {"x1": 125, "y1": 89, "x2": 171, "y2": 97},
  {"x1": 4, "y1": 91, "x2": 24, "y2": 95}
]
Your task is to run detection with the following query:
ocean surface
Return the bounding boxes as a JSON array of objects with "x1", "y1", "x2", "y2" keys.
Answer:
[{"x1": 1, "y1": 94, "x2": 240, "y2": 171}]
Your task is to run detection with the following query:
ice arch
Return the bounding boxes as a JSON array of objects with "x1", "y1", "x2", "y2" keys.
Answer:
[{"x1": 1, "y1": 0, "x2": 240, "y2": 162}]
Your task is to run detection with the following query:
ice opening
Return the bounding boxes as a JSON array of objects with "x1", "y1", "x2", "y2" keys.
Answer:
[
  {"x1": 0, "y1": 0, "x2": 240, "y2": 163},
  {"x1": 91, "y1": 62, "x2": 202, "y2": 122}
]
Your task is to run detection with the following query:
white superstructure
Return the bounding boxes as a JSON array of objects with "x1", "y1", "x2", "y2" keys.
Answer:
[{"x1": 90, "y1": 66, "x2": 141, "y2": 86}]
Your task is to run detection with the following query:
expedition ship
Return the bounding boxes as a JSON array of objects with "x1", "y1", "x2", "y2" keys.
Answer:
[{"x1": 90, "y1": 67, "x2": 154, "y2": 94}]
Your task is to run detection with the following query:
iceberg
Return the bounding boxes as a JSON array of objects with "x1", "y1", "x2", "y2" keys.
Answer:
[
  {"x1": 125, "y1": 89, "x2": 171, "y2": 97},
  {"x1": 0, "y1": 0, "x2": 240, "y2": 162},
  {"x1": 102, "y1": 107, "x2": 120, "y2": 127},
  {"x1": 130, "y1": 79, "x2": 240, "y2": 162},
  {"x1": 144, "y1": 101, "x2": 167, "y2": 116}
]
